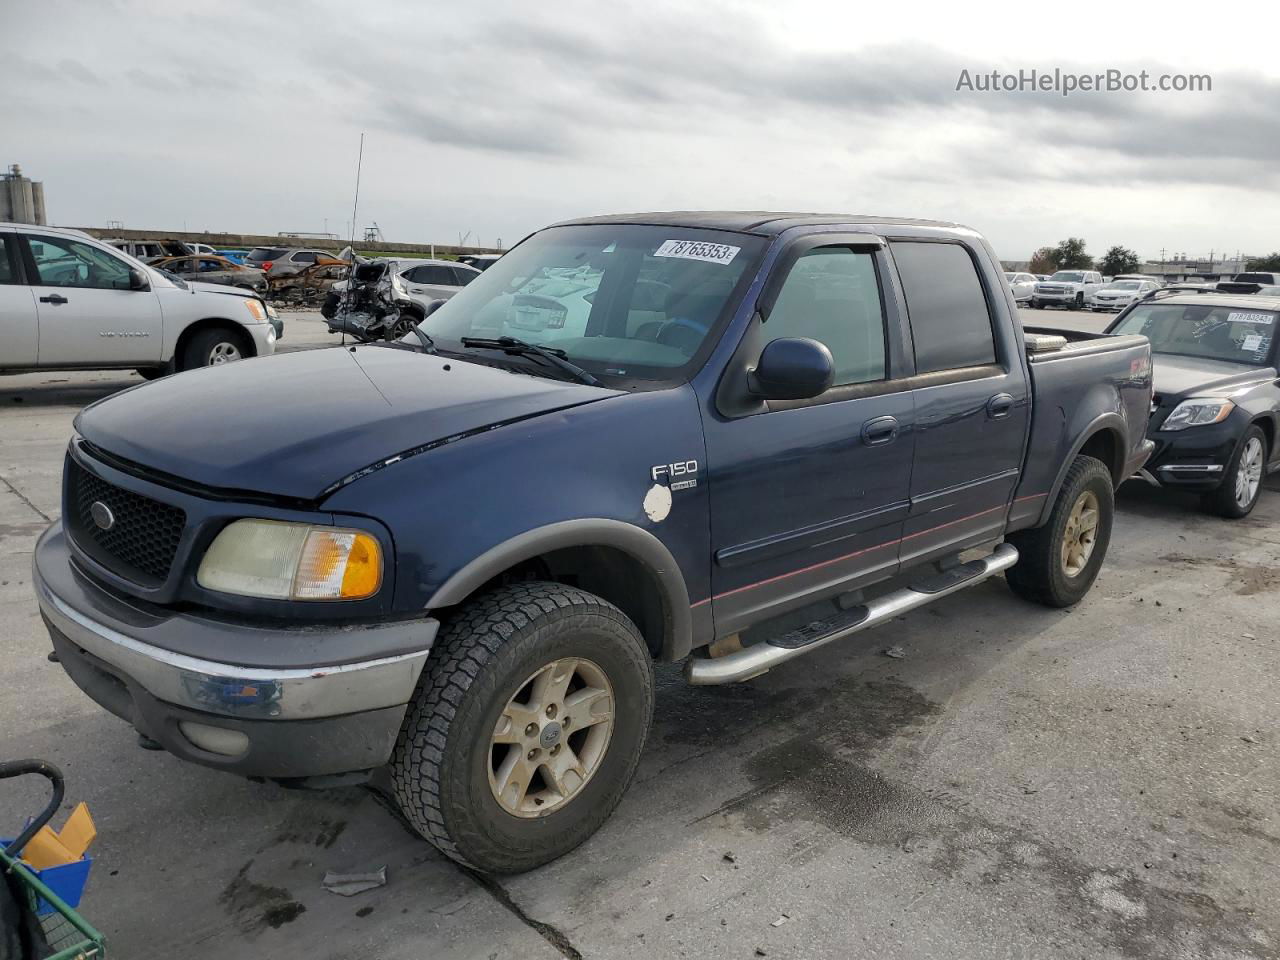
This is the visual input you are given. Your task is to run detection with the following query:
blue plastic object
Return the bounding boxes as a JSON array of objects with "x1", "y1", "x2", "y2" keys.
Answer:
[{"x1": 0, "y1": 838, "x2": 93, "y2": 916}]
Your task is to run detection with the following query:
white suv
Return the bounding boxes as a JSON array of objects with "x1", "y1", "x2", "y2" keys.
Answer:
[
  {"x1": 1031, "y1": 270, "x2": 1104, "y2": 310},
  {"x1": 0, "y1": 224, "x2": 277, "y2": 377}
]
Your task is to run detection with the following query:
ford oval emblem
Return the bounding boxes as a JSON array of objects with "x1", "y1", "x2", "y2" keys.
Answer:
[{"x1": 90, "y1": 501, "x2": 115, "y2": 531}]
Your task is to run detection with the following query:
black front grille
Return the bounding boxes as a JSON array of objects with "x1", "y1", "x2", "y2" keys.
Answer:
[{"x1": 66, "y1": 458, "x2": 186, "y2": 585}]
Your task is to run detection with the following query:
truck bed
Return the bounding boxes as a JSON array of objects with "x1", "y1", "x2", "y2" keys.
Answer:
[{"x1": 1008, "y1": 328, "x2": 1153, "y2": 531}]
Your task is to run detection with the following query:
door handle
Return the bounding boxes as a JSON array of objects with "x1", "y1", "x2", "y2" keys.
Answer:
[
  {"x1": 987, "y1": 393, "x2": 1015, "y2": 419},
  {"x1": 39, "y1": 294, "x2": 69, "y2": 305},
  {"x1": 861, "y1": 415, "x2": 899, "y2": 445}
]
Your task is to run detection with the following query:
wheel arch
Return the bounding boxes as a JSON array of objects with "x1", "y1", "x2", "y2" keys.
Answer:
[
  {"x1": 1035, "y1": 415, "x2": 1126, "y2": 526},
  {"x1": 425, "y1": 519, "x2": 693, "y2": 663},
  {"x1": 173, "y1": 317, "x2": 255, "y2": 369}
]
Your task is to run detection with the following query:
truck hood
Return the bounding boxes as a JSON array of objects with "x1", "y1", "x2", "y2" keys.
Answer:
[
  {"x1": 75, "y1": 346, "x2": 623, "y2": 501},
  {"x1": 1151, "y1": 354, "x2": 1276, "y2": 400}
]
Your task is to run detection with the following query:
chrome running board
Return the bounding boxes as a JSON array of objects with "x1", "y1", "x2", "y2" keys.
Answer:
[{"x1": 684, "y1": 543, "x2": 1020, "y2": 685}]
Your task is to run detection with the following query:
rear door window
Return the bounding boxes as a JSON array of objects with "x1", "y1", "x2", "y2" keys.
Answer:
[{"x1": 891, "y1": 241, "x2": 997, "y2": 374}]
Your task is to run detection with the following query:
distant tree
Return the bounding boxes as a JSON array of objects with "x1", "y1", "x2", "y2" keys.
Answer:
[
  {"x1": 1246, "y1": 253, "x2": 1280, "y2": 271},
  {"x1": 1099, "y1": 245, "x2": 1141, "y2": 276},
  {"x1": 1053, "y1": 238, "x2": 1094, "y2": 270},
  {"x1": 1028, "y1": 247, "x2": 1058, "y2": 275}
]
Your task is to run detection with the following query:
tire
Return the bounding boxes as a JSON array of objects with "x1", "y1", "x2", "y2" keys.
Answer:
[
  {"x1": 1031, "y1": 299, "x2": 1042, "y2": 309},
  {"x1": 391, "y1": 581, "x2": 655, "y2": 874},
  {"x1": 1074, "y1": 293, "x2": 1084, "y2": 309},
  {"x1": 1005, "y1": 455, "x2": 1114, "y2": 607},
  {"x1": 181, "y1": 327, "x2": 249, "y2": 370},
  {"x1": 1202, "y1": 425, "x2": 1267, "y2": 519},
  {"x1": 385, "y1": 312, "x2": 420, "y2": 342},
  {"x1": 136, "y1": 367, "x2": 166, "y2": 381}
]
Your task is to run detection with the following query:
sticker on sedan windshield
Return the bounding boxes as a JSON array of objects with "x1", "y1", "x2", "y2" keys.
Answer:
[
  {"x1": 1241, "y1": 334, "x2": 1264, "y2": 351},
  {"x1": 1227, "y1": 311, "x2": 1275, "y2": 325},
  {"x1": 653, "y1": 239, "x2": 740, "y2": 265}
]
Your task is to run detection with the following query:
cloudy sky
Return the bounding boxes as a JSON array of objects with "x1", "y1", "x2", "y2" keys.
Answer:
[{"x1": 6, "y1": 0, "x2": 1279, "y2": 262}]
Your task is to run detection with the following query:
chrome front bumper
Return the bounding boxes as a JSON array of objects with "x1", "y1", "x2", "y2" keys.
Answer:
[{"x1": 33, "y1": 524, "x2": 437, "y2": 779}]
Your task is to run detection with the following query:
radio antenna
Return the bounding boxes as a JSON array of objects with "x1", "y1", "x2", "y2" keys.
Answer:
[{"x1": 340, "y1": 132, "x2": 365, "y2": 348}]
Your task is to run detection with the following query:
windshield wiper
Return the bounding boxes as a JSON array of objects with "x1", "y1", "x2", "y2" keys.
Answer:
[
  {"x1": 409, "y1": 326, "x2": 437, "y2": 354},
  {"x1": 459, "y1": 336, "x2": 599, "y2": 386}
]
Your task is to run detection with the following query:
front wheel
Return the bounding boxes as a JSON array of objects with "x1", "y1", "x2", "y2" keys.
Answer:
[
  {"x1": 1005, "y1": 455, "x2": 1114, "y2": 607},
  {"x1": 1031, "y1": 298, "x2": 1042, "y2": 309},
  {"x1": 1203, "y1": 425, "x2": 1267, "y2": 518},
  {"x1": 385, "y1": 312, "x2": 420, "y2": 342},
  {"x1": 391, "y1": 582, "x2": 654, "y2": 874},
  {"x1": 1074, "y1": 293, "x2": 1084, "y2": 309},
  {"x1": 181, "y1": 327, "x2": 248, "y2": 369}
]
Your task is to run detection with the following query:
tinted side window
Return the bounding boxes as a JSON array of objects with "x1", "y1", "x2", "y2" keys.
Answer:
[
  {"x1": 0, "y1": 236, "x2": 17, "y2": 284},
  {"x1": 419, "y1": 265, "x2": 457, "y2": 285},
  {"x1": 891, "y1": 241, "x2": 996, "y2": 373},
  {"x1": 764, "y1": 248, "x2": 887, "y2": 386},
  {"x1": 452, "y1": 266, "x2": 479, "y2": 286},
  {"x1": 292, "y1": 251, "x2": 318, "y2": 263}
]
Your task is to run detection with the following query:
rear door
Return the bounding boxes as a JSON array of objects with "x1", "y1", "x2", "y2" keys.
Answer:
[
  {"x1": 21, "y1": 232, "x2": 164, "y2": 367},
  {"x1": 405, "y1": 264, "x2": 461, "y2": 300},
  {"x1": 704, "y1": 240, "x2": 916, "y2": 635},
  {"x1": 889, "y1": 239, "x2": 1029, "y2": 566},
  {"x1": 0, "y1": 231, "x2": 38, "y2": 367}
]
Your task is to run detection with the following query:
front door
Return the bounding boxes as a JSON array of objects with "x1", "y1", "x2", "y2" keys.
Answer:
[
  {"x1": 888, "y1": 239, "x2": 1029, "y2": 565},
  {"x1": 21, "y1": 232, "x2": 164, "y2": 367},
  {"x1": 703, "y1": 243, "x2": 915, "y2": 637}
]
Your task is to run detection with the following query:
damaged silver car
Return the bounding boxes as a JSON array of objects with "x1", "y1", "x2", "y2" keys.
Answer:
[{"x1": 321, "y1": 260, "x2": 434, "y2": 342}]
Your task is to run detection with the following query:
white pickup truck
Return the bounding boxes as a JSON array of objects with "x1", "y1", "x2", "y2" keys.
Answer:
[
  {"x1": 0, "y1": 223, "x2": 278, "y2": 378},
  {"x1": 1031, "y1": 269, "x2": 1104, "y2": 310}
]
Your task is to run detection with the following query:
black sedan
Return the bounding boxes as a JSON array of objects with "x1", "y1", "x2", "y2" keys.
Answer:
[{"x1": 1107, "y1": 291, "x2": 1280, "y2": 517}]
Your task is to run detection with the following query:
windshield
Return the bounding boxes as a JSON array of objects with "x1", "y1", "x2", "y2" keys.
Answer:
[
  {"x1": 1050, "y1": 271, "x2": 1085, "y2": 282},
  {"x1": 1113, "y1": 303, "x2": 1276, "y2": 365},
  {"x1": 1104, "y1": 281, "x2": 1142, "y2": 290},
  {"x1": 1233, "y1": 273, "x2": 1275, "y2": 284},
  {"x1": 1003, "y1": 272, "x2": 1015, "y2": 280},
  {"x1": 416, "y1": 224, "x2": 766, "y2": 384}
]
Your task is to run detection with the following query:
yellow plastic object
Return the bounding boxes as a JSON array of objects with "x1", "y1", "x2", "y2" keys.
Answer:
[{"x1": 21, "y1": 802, "x2": 96, "y2": 869}]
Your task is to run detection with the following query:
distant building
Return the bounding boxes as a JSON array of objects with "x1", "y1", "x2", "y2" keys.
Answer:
[{"x1": 1, "y1": 163, "x2": 47, "y2": 225}]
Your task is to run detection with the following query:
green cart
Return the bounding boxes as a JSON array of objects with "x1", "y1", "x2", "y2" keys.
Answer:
[{"x1": 1, "y1": 760, "x2": 105, "y2": 959}]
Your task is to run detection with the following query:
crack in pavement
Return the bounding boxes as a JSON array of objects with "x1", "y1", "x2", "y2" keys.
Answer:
[
  {"x1": 0, "y1": 472, "x2": 52, "y2": 523},
  {"x1": 364, "y1": 784, "x2": 584, "y2": 959},
  {"x1": 463, "y1": 867, "x2": 584, "y2": 960}
]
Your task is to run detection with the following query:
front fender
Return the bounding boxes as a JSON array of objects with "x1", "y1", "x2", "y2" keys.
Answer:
[{"x1": 427, "y1": 518, "x2": 693, "y2": 659}]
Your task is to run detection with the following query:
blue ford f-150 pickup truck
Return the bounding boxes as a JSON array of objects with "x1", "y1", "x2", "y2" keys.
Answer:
[{"x1": 33, "y1": 212, "x2": 1154, "y2": 873}]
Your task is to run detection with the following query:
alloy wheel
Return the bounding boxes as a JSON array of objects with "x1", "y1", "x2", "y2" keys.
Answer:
[
  {"x1": 1061, "y1": 490, "x2": 1100, "y2": 577},
  {"x1": 488, "y1": 658, "x2": 615, "y2": 818},
  {"x1": 1235, "y1": 437, "x2": 1264, "y2": 508}
]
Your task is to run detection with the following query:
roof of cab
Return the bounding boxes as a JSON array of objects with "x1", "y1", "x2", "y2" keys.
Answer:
[{"x1": 550, "y1": 211, "x2": 968, "y2": 237}]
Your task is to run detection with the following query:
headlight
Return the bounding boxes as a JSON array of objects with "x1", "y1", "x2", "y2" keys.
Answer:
[
  {"x1": 197, "y1": 519, "x2": 382, "y2": 600},
  {"x1": 1161, "y1": 398, "x2": 1235, "y2": 431},
  {"x1": 242, "y1": 299, "x2": 268, "y2": 322}
]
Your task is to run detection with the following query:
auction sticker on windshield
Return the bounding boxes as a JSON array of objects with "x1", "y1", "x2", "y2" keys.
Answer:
[
  {"x1": 654, "y1": 239, "x2": 740, "y2": 265},
  {"x1": 1227, "y1": 311, "x2": 1275, "y2": 325}
]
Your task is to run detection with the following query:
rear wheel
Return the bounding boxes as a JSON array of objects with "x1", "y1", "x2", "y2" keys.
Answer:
[
  {"x1": 1006, "y1": 455, "x2": 1114, "y2": 607},
  {"x1": 385, "y1": 312, "x2": 420, "y2": 342},
  {"x1": 391, "y1": 582, "x2": 654, "y2": 874},
  {"x1": 1203, "y1": 426, "x2": 1266, "y2": 518},
  {"x1": 181, "y1": 327, "x2": 249, "y2": 369}
]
